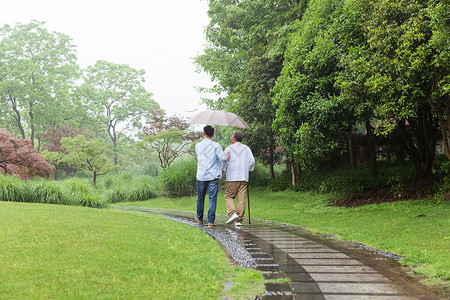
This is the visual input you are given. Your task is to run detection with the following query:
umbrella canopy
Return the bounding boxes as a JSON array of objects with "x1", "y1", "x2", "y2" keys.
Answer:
[{"x1": 188, "y1": 110, "x2": 249, "y2": 128}]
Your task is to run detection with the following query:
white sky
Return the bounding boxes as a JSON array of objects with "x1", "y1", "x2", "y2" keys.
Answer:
[{"x1": 1, "y1": 0, "x2": 213, "y2": 118}]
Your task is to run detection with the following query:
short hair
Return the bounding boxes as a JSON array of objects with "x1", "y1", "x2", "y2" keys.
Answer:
[
  {"x1": 233, "y1": 130, "x2": 244, "y2": 142},
  {"x1": 204, "y1": 125, "x2": 214, "y2": 137}
]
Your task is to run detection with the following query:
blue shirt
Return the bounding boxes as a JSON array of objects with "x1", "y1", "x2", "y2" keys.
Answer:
[{"x1": 195, "y1": 139, "x2": 228, "y2": 181}]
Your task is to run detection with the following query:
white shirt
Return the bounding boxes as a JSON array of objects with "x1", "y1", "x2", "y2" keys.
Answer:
[
  {"x1": 195, "y1": 139, "x2": 228, "y2": 181},
  {"x1": 222, "y1": 142, "x2": 255, "y2": 182}
]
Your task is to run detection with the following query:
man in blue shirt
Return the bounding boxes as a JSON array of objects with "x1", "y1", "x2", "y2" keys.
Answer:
[{"x1": 194, "y1": 125, "x2": 229, "y2": 228}]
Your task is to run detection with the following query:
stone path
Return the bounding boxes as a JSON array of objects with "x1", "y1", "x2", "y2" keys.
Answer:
[{"x1": 116, "y1": 207, "x2": 441, "y2": 300}]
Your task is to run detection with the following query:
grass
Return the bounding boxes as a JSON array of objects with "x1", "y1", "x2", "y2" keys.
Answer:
[
  {"x1": 118, "y1": 187, "x2": 450, "y2": 286},
  {"x1": 0, "y1": 175, "x2": 107, "y2": 208},
  {"x1": 0, "y1": 201, "x2": 264, "y2": 299}
]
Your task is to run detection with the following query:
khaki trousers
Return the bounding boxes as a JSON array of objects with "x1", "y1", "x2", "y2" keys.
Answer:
[{"x1": 225, "y1": 181, "x2": 247, "y2": 222}]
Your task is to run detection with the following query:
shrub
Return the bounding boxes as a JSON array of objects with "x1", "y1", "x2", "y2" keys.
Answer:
[
  {"x1": 160, "y1": 158, "x2": 197, "y2": 197},
  {"x1": 267, "y1": 171, "x2": 291, "y2": 192},
  {"x1": 431, "y1": 160, "x2": 450, "y2": 203}
]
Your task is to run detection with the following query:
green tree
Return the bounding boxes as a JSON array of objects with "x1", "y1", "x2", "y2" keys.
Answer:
[
  {"x1": 80, "y1": 60, "x2": 158, "y2": 165},
  {"x1": 0, "y1": 21, "x2": 79, "y2": 148},
  {"x1": 196, "y1": 0, "x2": 308, "y2": 178},
  {"x1": 136, "y1": 109, "x2": 201, "y2": 169},
  {"x1": 53, "y1": 135, "x2": 115, "y2": 185},
  {"x1": 346, "y1": 0, "x2": 448, "y2": 176},
  {"x1": 272, "y1": 0, "x2": 351, "y2": 183}
]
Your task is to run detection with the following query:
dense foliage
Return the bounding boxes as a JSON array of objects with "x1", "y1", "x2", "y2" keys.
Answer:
[
  {"x1": 196, "y1": 0, "x2": 449, "y2": 182},
  {"x1": 0, "y1": 129, "x2": 52, "y2": 179}
]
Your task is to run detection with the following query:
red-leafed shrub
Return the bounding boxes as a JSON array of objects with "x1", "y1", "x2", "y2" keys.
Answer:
[{"x1": 0, "y1": 129, "x2": 53, "y2": 179}]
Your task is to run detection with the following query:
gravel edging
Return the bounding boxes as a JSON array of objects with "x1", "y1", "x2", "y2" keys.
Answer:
[{"x1": 163, "y1": 215, "x2": 257, "y2": 269}]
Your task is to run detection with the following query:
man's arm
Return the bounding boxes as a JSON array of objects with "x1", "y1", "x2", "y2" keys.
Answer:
[{"x1": 216, "y1": 144, "x2": 229, "y2": 163}]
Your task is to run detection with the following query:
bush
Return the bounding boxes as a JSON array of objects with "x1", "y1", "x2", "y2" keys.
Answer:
[
  {"x1": 267, "y1": 170, "x2": 291, "y2": 192},
  {"x1": 160, "y1": 158, "x2": 197, "y2": 197},
  {"x1": 431, "y1": 160, "x2": 450, "y2": 203}
]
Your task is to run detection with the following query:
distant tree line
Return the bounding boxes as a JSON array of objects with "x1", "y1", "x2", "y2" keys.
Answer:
[
  {"x1": 195, "y1": 0, "x2": 449, "y2": 184},
  {"x1": 0, "y1": 20, "x2": 197, "y2": 182}
]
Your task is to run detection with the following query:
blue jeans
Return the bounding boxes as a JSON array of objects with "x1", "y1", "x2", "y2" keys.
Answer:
[{"x1": 196, "y1": 178, "x2": 219, "y2": 224}]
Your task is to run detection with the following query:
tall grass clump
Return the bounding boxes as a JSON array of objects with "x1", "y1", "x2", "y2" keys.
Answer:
[
  {"x1": 127, "y1": 176, "x2": 159, "y2": 201},
  {"x1": 62, "y1": 178, "x2": 108, "y2": 208},
  {"x1": 30, "y1": 180, "x2": 73, "y2": 205},
  {"x1": 136, "y1": 161, "x2": 161, "y2": 176},
  {"x1": 106, "y1": 175, "x2": 159, "y2": 203},
  {"x1": 160, "y1": 158, "x2": 197, "y2": 197},
  {"x1": 0, "y1": 174, "x2": 32, "y2": 202},
  {"x1": 108, "y1": 186, "x2": 128, "y2": 203}
]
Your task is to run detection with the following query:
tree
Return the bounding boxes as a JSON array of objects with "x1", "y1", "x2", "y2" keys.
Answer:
[
  {"x1": 346, "y1": 0, "x2": 447, "y2": 176},
  {"x1": 55, "y1": 135, "x2": 116, "y2": 185},
  {"x1": 0, "y1": 21, "x2": 79, "y2": 147},
  {"x1": 196, "y1": 0, "x2": 309, "y2": 178},
  {"x1": 272, "y1": 0, "x2": 353, "y2": 183},
  {"x1": 80, "y1": 60, "x2": 159, "y2": 165},
  {"x1": 136, "y1": 109, "x2": 201, "y2": 169},
  {"x1": 0, "y1": 129, "x2": 52, "y2": 179},
  {"x1": 40, "y1": 125, "x2": 88, "y2": 178},
  {"x1": 428, "y1": 0, "x2": 450, "y2": 159}
]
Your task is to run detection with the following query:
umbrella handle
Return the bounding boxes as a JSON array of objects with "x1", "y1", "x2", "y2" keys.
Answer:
[{"x1": 247, "y1": 182, "x2": 251, "y2": 224}]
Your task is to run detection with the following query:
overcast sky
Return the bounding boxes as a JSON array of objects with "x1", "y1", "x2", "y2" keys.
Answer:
[{"x1": 1, "y1": 0, "x2": 213, "y2": 118}]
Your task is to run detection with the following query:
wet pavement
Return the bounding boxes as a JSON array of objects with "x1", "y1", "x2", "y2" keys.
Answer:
[{"x1": 115, "y1": 206, "x2": 442, "y2": 300}]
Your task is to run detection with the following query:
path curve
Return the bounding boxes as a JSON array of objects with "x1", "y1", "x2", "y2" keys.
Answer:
[{"x1": 116, "y1": 206, "x2": 441, "y2": 300}]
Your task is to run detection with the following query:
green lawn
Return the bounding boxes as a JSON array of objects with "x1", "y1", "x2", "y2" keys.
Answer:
[
  {"x1": 0, "y1": 202, "x2": 264, "y2": 299},
  {"x1": 119, "y1": 187, "x2": 450, "y2": 285}
]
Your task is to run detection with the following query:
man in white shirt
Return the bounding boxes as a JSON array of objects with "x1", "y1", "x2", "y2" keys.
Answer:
[
  {"x1": 195, "y1": 125, "x2": 229, "y2": 228},
  {"x1": 222, "y1": 130, "x2": 255, "y2": 227}
]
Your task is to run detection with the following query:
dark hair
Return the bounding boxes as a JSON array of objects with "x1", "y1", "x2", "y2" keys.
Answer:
[
  {"x1": 204, "y1": 125, "x2": 214, "y2": 137},
  {"x1": 233, "y1": 130, "x2": 244, "y2": 142}
]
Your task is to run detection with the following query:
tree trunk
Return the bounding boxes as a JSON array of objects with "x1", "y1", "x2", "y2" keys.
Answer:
[
  {"x1": 10, "y1": 96, "x2": 26, "y2": 139},
  {"x1": 396, "y1": 103, "x2": 438, "y2": 177},
  {"x1": 269, "y1": 133, "x2": 275, "y2": 178},
  {"x1": 290, "y1": 159, "x2": 300, "y2": 186},
  {"x1": 29, "y1": 103, "x2": 35, "y2": 147},
  {"x1": 365, "y1": 121, "x2": 378, "y2": 176},
  {"x1": 436, "y1": 104, "x2": 450, "y2": 160},
  {"x1": 93, "y1": 171, "x2": 97, "y2": 186},
  {"x1": 348, "y1": 132, "x2": 355, "y2": 168}
]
